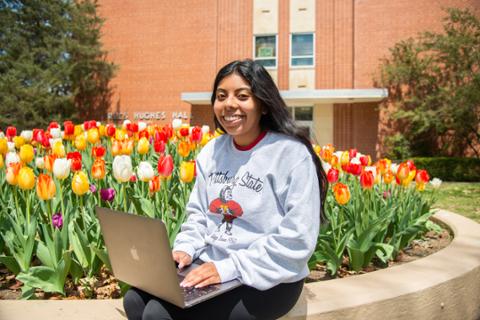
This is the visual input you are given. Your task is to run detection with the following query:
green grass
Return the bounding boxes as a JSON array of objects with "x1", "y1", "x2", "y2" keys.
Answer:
[{"x1": 431, "y1": 182, "x2": 480, "y2": 223}]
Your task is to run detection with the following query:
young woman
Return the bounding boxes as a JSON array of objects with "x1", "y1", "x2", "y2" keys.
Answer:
[{"x1": 123, "y1": 59, "x2": 328, "y2": 320}]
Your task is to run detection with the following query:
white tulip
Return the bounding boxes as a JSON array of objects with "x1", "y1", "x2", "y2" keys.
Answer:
[
  {"x1": 122, "y1": 120, "x2": 131, "y2": 130},
  {"x1": 7, "y1": 142, "x2": 15, "y2": 151},
  {"x1": 0, "y1": 132, "x2": 4, "y2": 139},
  {"x1": 391, "y1": 163, "x2": 399, "y2": 175},
  {"x1": 172, "y1": 118, "x2": 182, "y2": 129},
  {"x1": 96, "y1": 121, "x2": 101, "y2": 127},
  {"x1": 5, "y1": 152, "x2": 20, "y2": 167},
  {"x1": 201, "y1": 125, "x2": 210, "y2": 134},
  {"x1": 430, "y1": 178, "x2": 442, "y2": 189},
  {"x1": 20, "y1": 130, "x2": 33, "y2": 142},
  {"x1": 50, "y1": 128, "x2": 61, "y2": 139},
  {"x1": 365, "y1": 166, "x2": 377, "y2": 179},
  {"x1": 138, "y1": 121, "x2": 147, "y2": 132},
  {"x1": 113, "y1": 155, "x2": 133, "y2": 183},
  {"x1": 137, "y1": 161, "x2": 154, "y2": 182},
  {"x1": 49, "y1": 138, "x2": 62, "y2": 148},
  {"x1": 321, "y1": 160, "x2": 331, "y2": 173},
  {"x1": 53, "y1": 158, "x2": 71, "y2": 180},
  {"x1": 333, "y1": 151, "x2": 343, "y2": 160},
  {"x1": 35, "y1": 156, "x2": 45, "y2": 169}
]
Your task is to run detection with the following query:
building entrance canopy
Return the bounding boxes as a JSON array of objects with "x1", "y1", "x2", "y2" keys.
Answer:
[{"x1": 181, "y1": 88, "x2": 388, "y2": 106}]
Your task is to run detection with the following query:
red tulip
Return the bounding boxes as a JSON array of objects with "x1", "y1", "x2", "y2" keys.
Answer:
[
  {"x1": 327, "y1": 168, "x2": 339, "y2": 183},
  {"x1": 6, "y1": 126, "x2": 17, "y2": 139},
  {"x1": 67, "y1": 152, "x2": 82, "y2": 172},
  {"x1": 415, "y1": 170, "x2": 430, "y2": 184},
  {"x1": 106, "y1": 124, "x2": 116, "y2": 137},
  {"x1": 139, "y1": 129, "x2": 149, "y2": 139},
  {"x1": 154, "y1": 140, "x2": 165, "y2": 153},
  {"x1": 155, "y1": 130, "x2": 167, "y2": 143},
  {"x1": 347, "y1": 158, "x2": 362, "y2": 176},
  {"x1": 48, "y1": 122, "x2": 60, "y2": 132},
  {"x1": 359, "y1": 155, "x2": 370, "y2": 166},
  {"x1": 190, "y1": 126, "x2": 202, "y2": 143},
  {"x1": 360, "y1": 171, "x2": 374, "y2": 189},
  {"x1": 179, "y1": 127, "x2": 189, "y2": 137},
  {"x1": 162, "y1": 125, "x2": 173, "y2": 140},
  {"x1": 157, "y1": 154, "x2": 174, "y2": 178},
  {"x1": 126, "y1": 122, "x2": 139, "y2": 133},
  {"x1": 91, "y1": 146, "x2": 106, "y2": 158},
  {"x1": 63, "y1": 121, "x2": 75, "y2": 136},
  {"x1": 348, "y1": 148, "x2": 357, "y2": 159},
  {"x1": 32, "y1": 129, "x2": 45, "y2": 144}
]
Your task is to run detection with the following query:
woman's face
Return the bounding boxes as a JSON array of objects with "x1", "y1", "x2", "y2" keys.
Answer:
[{"x1": 213, "y1": 73, "x2": 263, "y2": 146}]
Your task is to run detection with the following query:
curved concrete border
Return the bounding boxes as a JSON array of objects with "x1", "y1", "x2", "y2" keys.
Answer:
[
  {"x1": 282, "y1": 210, "x2": 480, "y2": 320},
  {"x1": 0, "y1": 210, "x2": 478, "y2": 320}
]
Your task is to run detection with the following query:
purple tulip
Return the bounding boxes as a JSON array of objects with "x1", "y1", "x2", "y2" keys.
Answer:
[
  {"x1": 52, "y1": 212, "x2": 63, "y2": 229},
  {"x1": 100, "y1": 188, "x2": 116, "y2": 202},
  {"x1": 90, "y1": 184, "x2": 97, "y2": 193},
  {"x1": 383, "y1": 190, "x2": 391, "y2": 199}
]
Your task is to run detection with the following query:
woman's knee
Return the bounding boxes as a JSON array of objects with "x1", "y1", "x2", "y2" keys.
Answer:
[
  {"x1": 123, "y1": 288, "x2": 148, "y2": 320},
  {"x1": 142, "y1": 300, "x2": 173, "y2": 320}
]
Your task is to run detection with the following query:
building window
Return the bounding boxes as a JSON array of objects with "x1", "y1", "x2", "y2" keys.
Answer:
[
  {"x1": 287, "y1": 106, "x2": 313, "y2": 137},
  {"x1": 291, "y1": 33, "x2": 314, "y2": 67},
  {"x1": 254, "y1": 35, "x2": 277, "y2": 68}
]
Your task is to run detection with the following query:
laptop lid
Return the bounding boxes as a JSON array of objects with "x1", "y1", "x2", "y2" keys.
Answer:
[{"x1": 96, "y1": 207, "x2": 185, "y2": 307}]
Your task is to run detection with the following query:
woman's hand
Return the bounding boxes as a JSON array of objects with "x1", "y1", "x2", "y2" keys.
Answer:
[
  {"x1": 172, "y1": 251, "x2": 192, "y2": 269},
  {"x1": 180, "y1": 262, "x2": 221, "y2": 288}
]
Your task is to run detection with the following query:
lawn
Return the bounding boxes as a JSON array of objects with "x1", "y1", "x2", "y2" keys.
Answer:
[{"x1": 431, "y1": 182, "x2": 480, "y2": 223}]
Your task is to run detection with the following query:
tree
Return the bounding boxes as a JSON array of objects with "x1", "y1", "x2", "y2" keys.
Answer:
[
  {"x1": 0, "y1": 0, "x2": 116, "y2": 131},
  {"x1": 377, "y1": 8, "x2": 480, "y2": 158}
]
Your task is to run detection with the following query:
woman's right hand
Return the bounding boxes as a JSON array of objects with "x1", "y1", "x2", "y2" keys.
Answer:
[{"x1": 172, "y1": 251, "x2": 192, "y2": 269}]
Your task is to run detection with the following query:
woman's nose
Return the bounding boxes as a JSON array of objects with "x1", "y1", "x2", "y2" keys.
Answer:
[{"x1": 225, "y1": 95, "x2": 236, "y2": 108}]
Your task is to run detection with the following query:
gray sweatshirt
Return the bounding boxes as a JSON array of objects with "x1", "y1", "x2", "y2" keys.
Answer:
[{"x1": 173, "y1": 131, "x2": 320, "y2": 290}]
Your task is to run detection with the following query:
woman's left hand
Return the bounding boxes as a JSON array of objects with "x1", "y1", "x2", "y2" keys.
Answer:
[{"x1": 180, "y1": 262, "x2": 221, "y2": 288}]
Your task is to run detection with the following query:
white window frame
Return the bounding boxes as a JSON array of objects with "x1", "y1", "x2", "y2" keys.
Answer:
[
  {"x1": 253, "y1": 34, "x2": 278, "y2": 69},
  {"x1": 290, "y1": 32, "x2": 315, "y2": 68}
]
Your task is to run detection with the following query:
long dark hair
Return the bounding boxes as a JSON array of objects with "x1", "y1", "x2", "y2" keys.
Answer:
[{"x1": 210, "y1": 59, "x2": 328, "y2": 222}]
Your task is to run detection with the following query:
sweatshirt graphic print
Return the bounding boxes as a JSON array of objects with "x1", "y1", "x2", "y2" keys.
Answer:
[{"x1": 173, "y1": 132, "x2": 320, "y2": 290}]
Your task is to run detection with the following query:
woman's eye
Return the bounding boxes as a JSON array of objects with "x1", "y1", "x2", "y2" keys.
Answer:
[
  {"x1": 216, "y1": 94, "x2": 226, "y2": 100},
  {"x1": 238, "y1": 94, "x2": 249, "y2": 100}
]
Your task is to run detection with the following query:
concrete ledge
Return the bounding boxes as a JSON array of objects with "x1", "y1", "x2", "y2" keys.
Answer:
[
  {"x1": 282, "y1": 210, "x2": 480, "y2": 320},
  {"x1": 1, "y1": 210, "x2": 479, "y2": 320}
]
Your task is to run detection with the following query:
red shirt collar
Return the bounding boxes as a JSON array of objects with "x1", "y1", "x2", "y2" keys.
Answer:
[{"x1": 233, "y1": 131, "x2": 267, "y2": 151}]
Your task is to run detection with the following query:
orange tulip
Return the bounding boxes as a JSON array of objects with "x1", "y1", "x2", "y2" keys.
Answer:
[
  {"x1": 383, "y1": 170, "x2": 394, "y2": 184},
  {"x1": 91, "y1": 158, "x2": 106, "y2": 180},
  {"x1": 44, "y1": 154, "x2": 57, "y2": 172},
  {"x1": 122, "y1": 139, "x2": 134, "y2": 155},
  {"x1": 177, "y1": 141, "x2": 190, "y2": 158},
  {"x1": 179, "y1": 161, "x2": 195, "y2": 183},
  {"x1": 333, "y1": 182, "x2": 350, "y2": 205},
  {"x1": 360, "y1": 171, "x2": 374, "y2": 189},
  {"x1": 415, "y1": 170, "x2": 430, "y2": 184},
  {"x1": 396, "y1": 163, "x2": 410, "y2": 182},
  {"x1": 36, "y1": 174, "x2": 56, "y2": 200},
  {"x1": 18, "y1": 166, "x2": 35, "y2": 190},
  {"x1": 75, "y1": 134, "x2": 87, "y2": 151},
  {"x1": 6, "y1": 162, "x2": 22, "y2": 185},
  {"x1": 91, "y1": 146, "x2": 106, "y2": 158},
  {"x1": 149, "y1": 175, "x2": 161, "y2": 193},
  {"x1": 111, "y1": 139, "x2": 122, "y2": 156}
]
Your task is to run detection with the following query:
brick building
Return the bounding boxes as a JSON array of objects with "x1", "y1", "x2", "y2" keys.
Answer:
[{"x1": 97, "y1": 0, "x2": 479, "y2": 158}]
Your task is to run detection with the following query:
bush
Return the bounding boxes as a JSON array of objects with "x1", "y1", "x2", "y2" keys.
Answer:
[{"x1": 410, "y1": 157, "x2": 480, "y2": 182}]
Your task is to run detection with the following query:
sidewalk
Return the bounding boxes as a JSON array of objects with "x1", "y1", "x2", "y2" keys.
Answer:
[{"x1": 0, "y1": 299, "x2": 126, "y2": 320}]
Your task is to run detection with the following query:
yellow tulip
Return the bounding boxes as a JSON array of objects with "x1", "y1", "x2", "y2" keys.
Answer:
[
  {"x1": 13, "y1": 136, "x2": 25, "y2": 149},
  {"x1": 87, "y1": 128, "x2": 100, "y2": 144},
  {"x1": 177, "y1": 141, "x2": 190, "y2": 158},
  {"x1": 0, "y1": 138, "x2": 7, "y2": 156},
  {"x1": 115, "y1": 129, "x2": 126, "y2": 141},
  {"x1": 52, "y1": 140, "x2": 66, "y2": 157},
  {"x1": 98, "y1": 124, "x2": 106, "y2": 137},
  {"x1": 18, "y1": 166, "x2": 35, "y2": 190},
  {"x1": 6, "y1": 162, "x2": 22, "y2": 185},
  {"x1": 75, "y1": 134, "x2": 87, "y2": 151},
  {"x1": 74, "y1": 125, "x2": 83, "y2": 137},
  {"x1": 122, "y1": 139, "x2": 134, "y2": 155},
  {"x1": 0, "y1": 155, "x2": 4, "y2": 169},
  {"x1": 19, "y1": 144, "x2": 34, "y2": 163},
  {"x1": 111, "y1": 139, "x2": 121, "y2": 156},
  {"x1": 36, "y1": 174, "x2": 56, "y2": 200},
  {"x1": 72, "y1": 171, "x2": 89, "y2": 196},
  {"x1": 333, "y1": 182, "x2": 350, "y2": 205},
  {"x1": 179, "y1": 161, "x2": 195, "y2": 183},
  {"x1": 137, "y1": 137, "x2": 150, "y2": 155}
]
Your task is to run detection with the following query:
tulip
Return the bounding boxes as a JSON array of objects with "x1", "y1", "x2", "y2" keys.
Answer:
[
  {"x1": 91, "y1": 158, "x2": 106, "y2": 180},
  {"x1": 347, "y1": 158, "x2": 362, "y2": 176},
  {"x1": 52, "y1": 140, "x2": 66, "y2": 158},
  {"x1": 180, "y1": 161, "x2": 195, "y2": 183},
  {"x1": 177, "y1": 140, "x2": 190, "y2": 158},
  {"x1": 36, "y1": 174, "x2": 56, "y2": 200},
  {"x1": 327, "y1": 168, "x2": 339, "y2": 183},
  {"x1": 67, "y1": 151, "x2": 82, "y2": 171},
  {"x1": 6, "y1": 162, "x2": 22, "y2": 185},
  {"x1": 19, "y1": 144, "x2": 34, "y2": 164},
  {"x1": 75, "y1": 134, "x2": 87, "y2": 151},
  {"x1": 87, "y1": 128, "x2": 100, "y2": 144},
  {"x1": 13, "y1": 136, "x2": 25, "y2": 149},
  {"x1": 430, "y1": 178, "x2": 442, "y2": 189},
  {"x1": 90, "y1": 184, "x2": 97, "y2": 193},
  {"x1": 154, "y1": 140, "x2": 165, "y2": 153},
  {"x1": 5, "y1": 151, "x2": 20, "y2": 167},
  {"x1": 126, "y1": 122, "x2": 138, "y2": 133},
  {"x1": 415, "y1": 170, "x2": 430, "y2": 184},
  {"x1": 137, "y1": 137, "x2": 150, "y2": 155},
  {"x1": 72, "y1": 171, "x2": 89, "y2": 196},
  {"x1": 53, "y1": 158, "x2": 71, "y2": 180},
  {"x1": 149, "y1": 176, "x2": 161, "y2": 193},
  {"x1": 360, "y1": 171, "x2": 374, "y2": 189},
  {"x1": 91, "y1": 146, "x2": 106, "y2": 158},
  {"x1": 0, "y1": 155, "x2": 3, "y2": 169},
  {"x1": 98, "y1": 124, "x2": 106, "y2": 137},
  {"x1": 0, "y1": 138, "x2": 7, "y2": 156},
  {"x1": 190, "y1": 126, "x2": 202, "y2": 143},
  {"x1": 333, "y1": 183, "x2": 350, "y2": 205},
  {"x1": 52, "y1": 212, "x2": 63, "y2": 229},
  {"x1": 348, "y1": 148, "x2": 357, "y2": 159},
  {"x1": 106, "y1": 124, "x2": 116, "y2": 137},
  {"x1": 359, "y1": 154, "x2": 371, "y2": 166},
  {"x1": 179, "y1": 127, "x2": 189, "y2": 138},
  {"x1": 383, "y1": 170, "x2": 394, "y2": 184},
  {"x1": 157, "y1": 154, "x2": 174, "y2": 178},
  {"x1": 50, "y1": 127, "x2": 61, "y2": 139},
  {"x1": 35, "y1": 156, "x2": 45, "y2": 169},
  {"x1": 6, "y1": 126, "x2": 17, "y2": 140},
  {"x1": 17, "y1": 166, "x2": 35, "y2": 190},
  {"x1": 396, "y1": 163, "x2": 410, "y2": 182},
  {"x1": 137, "y1": 161, "x2": 154, "y2": 182},
  {"x1": 172, "y1": 119, "x2": 182, "y2": 129},
  {"x1": 200, "y1": 132, "x2": 213, "y2": 146},
  {"x1": 111, "y1": 139, "x2": 122, "y2": 156},
  {"x1": 64, "y1": 121, "x2": 75, "y2": 136},
  {"x1": 138, "y1": 121, "x2": 147, "y2": 132},
  {"x1": 113, "y1": 155, "x2": 133, "y2": 183},
  {"x1": 100, "y1": 188, "x2": 116, "y2": 202},
  {"x1": 20, "y1": 130, "x2": 33, "y2": 142},
  {"x1": 122, "y1": 139, "x2": 134, "y2": 155}
]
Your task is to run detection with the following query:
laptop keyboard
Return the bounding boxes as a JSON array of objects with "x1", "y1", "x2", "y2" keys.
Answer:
[{"x1": 177, "y1": 274, "x2": 221, "y2": 302}]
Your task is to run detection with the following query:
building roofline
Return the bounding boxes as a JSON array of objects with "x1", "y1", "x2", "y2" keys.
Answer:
[{"x1": 181, "y1": 88, "x2": 388, "y2": 105}]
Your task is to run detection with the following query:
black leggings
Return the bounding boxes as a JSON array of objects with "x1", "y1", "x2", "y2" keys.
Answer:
[{"x1": 123, "y1": 279, "x2": 304, "y2": 320}]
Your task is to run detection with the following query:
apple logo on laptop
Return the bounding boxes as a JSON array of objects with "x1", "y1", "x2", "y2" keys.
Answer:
[{"x1": 130, "y1": 245, "x2": 140, "y2": 261}]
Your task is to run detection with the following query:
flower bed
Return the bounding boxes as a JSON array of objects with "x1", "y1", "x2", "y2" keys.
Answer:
[{"x1": 0, "y1": 120, "x2": 442, "y2": 299}]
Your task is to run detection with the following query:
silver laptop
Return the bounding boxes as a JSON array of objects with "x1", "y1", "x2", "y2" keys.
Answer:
[{"x1": 96, "y1": 207, "x2": 242, "y2": 308}]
